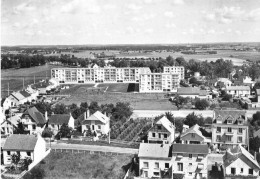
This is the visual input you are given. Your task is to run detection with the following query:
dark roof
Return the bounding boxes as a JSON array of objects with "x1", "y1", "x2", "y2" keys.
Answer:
[
  {"x1": 20, "y1": 90, "x2": 31, "y2": 98},
  {"x1": 48, "y1": 114, "x2": 71, "y2": 125},
  {"x1": 172, "y1": 144, "x2": 208, "y2": 154},
  {"x1": 23, "y1": 107, "x2": 46, "y2": 124},
  {"x1": 214, "y1": 110, "x2": 246, "y2": 123},
  {"x1": 32, "y1": 80, "x2": 50, "y2": 89},
  {"x1": 3, "y1": 134, "x2": 38, "y2": 151}
]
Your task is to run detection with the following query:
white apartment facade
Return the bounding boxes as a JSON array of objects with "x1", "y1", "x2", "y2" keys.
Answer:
[
  {"x1": 163, "y1": 66, "x2": 185, "y2": 79},
  {"x1": 51, "y1": 67, "x2": 151, "y2": 84},
  {"x1": 139, "y1": 73, "x2": 180, "y2": 92}
]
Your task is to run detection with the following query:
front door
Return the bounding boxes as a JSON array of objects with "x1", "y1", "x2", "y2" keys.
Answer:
[{"x1": 92, "y1": 125, "x2": 95, "y2": 130}]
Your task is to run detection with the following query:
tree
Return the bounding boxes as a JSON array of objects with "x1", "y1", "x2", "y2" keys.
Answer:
[
  {"x1": 175, "y1": 118, "x2": 184, "y2": 133},
  {"x1": 172, "y1": 95, "x2": 188, "y2": 109},
  {"x1": 58, "y1": 123, "x2": 72, "y2": 138},
  {"x1": 112, "y1": 102, "x2": 133, "y2": 121},
  {"x1": 248, "y1": 65, "x2": 260, "y2": 81},
  {"x1": 165, "y1": 112, "x2": 174, "y2": 124},
  {"x1": 249, "y1": 137, "x2": 260, "y2": 153},
  {"x1": 11, "y1": 153, "x2": 21, "y2": 170},
  {"x1": 21, "y1": 157, "x2": 32, "y2": 170},
  {"x1": 53, "y1": 103, "x2": 68, "y2": 114},
  {"x1": 42, "y1": 127, "x2": 53, "y2": 138},
  {"x1": 184, "y1": 112, "x2": 204, "y2": 127},
  {"x1": 251, "y1": 111, "x2": 260, "y2": 128},
  {"x1": 88, "y1": 101, "x2": 101, "y2": 114},
  {"x1": 14, "y1": 122, "x2": 25, "y2": 134},
  {"x1": 195, "y1": 99, "x2": 209, "y2": 110}
]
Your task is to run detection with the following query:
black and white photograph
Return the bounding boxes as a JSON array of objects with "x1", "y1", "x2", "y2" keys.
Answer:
[{"x1": 1, "y1": 0, "x2": 260, "y2": 178}]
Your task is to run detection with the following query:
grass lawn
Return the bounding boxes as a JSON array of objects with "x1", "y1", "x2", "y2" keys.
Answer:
[
  {"x1": 97, "y1": 83, "x2": 129, "y2": 93},
  {"x1": 23, "y1": 151, "x2": 132, "y2": 179}
]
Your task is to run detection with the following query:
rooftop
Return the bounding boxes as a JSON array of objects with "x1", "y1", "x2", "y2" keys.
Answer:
[
  {"x1": 3, "y1": 134, "x2": 38, "y2": 151},
  {"x1": 138, "y1": 143, "x2": 171, "y2": 159},
  {"x1": 213, "y1": 110, "x2": 247, "y2": 124},
  {"x1": 23, "y1": 107, "x2": 46, "y2": 124},
  {"x1": 48, "y1": 114, "x2": 71, "y2": 125},
  {"x1": 226, "y1": 85, "x2": 250, "y2": 91},
  {"x1": 177, "y1": 87, "x2": 208, "y2": 96},
  {"x1": 82, "y1": 111, "x2": 109, "y2": 125},
  {"x1": 172, "y1": 143, "x2": 208, "y2": 154}
]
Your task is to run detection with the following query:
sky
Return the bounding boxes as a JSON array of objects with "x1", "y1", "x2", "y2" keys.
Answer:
[{"x1": 1, "y1": 0, "x2": 260, "y2": 45}]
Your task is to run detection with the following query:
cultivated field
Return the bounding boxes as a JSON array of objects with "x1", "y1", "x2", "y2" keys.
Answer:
[{"x1": 23, "y1": 151, "x2": 132, "y2": 179}]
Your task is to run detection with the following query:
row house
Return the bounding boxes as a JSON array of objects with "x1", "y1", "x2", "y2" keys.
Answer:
[
  {"x1": 212, "y1": 110, "x2": 248, "y2": 149},
  {"x1": 226, "y1": 86, "x2": 250, "y2": 98},
  {"x1": 148, "y1": 116, "x2": 175, "y2": 144}
]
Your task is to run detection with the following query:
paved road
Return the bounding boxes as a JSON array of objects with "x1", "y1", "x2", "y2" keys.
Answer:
[{"x1": 47, "y1": 143, "x2": 138, "y2": 154}]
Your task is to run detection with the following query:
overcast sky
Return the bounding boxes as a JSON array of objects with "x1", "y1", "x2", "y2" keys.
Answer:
[{"x1": 1, "y1": 0, "x2": 260, "y2": 45}]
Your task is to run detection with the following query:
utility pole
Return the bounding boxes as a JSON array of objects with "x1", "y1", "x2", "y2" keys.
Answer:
[
  {"x1": 23, "y1": 78, "x2": 25, "y2": 89},
  {"x1": 8, "y1": 83, "x2": 9, "y2": 96},
  {"x1": 34, "y1": 75, "x2": 35, "y2": 84}
]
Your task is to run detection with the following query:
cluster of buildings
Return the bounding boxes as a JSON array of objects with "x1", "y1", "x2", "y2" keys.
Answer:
[
  {"x1": 137, "y1": 109, "x2": 260, "y2": 179},
  {"x1": 51, "y1": 65, "x2": 185, "y2": 92}
]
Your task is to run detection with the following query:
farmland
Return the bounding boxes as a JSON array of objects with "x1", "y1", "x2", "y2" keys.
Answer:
[{"x1": 23, "y1": 151, "x2": 132, "y2": 179}]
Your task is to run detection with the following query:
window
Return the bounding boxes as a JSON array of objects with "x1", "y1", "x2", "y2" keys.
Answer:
[
  {"x1": 143, "y1": 162, "x2": 149, "y2": 168},
  {"x1": 191, "y1": 133, "x2": 195, "y2": 138},
  {"x1": 154, "y1": 172, "x2": 159, "y2": 176},
  {"x1": 238, "y1": 128, "x2": 243, "y2": 133},
  {"x1": 189, "y1": 154, "x2": 192, "y2": 159},
  {"x1": 226, "y1": 136, "x2": 232, "y2": 142},
  {"x1": 238, "y1": 120, "x2": 243, "y2": 125},
  {"x1": 157, "y1": 125, "x2": 161, "y2": 130},
  {"x1": 144, "y1": 171, "x2": 148, "y2": 177},
  {"x1": 7, "y1": 151, "x2": 10, "y2": 155},
  {"x1": 189, "y1": 172, "x2": 192, "y2": 176},
  {"x1": 231, "y1": 168, "x2": 236, "y2": 175},
  {"x1": 152, "y1": 133, "x2": 155, "y2": 137},
  {"x1": 177, "y1": 163, "x2": 183, "y2": 171},
  {"x1": 227, "y1": 127, "x2": 232, "y2": 133},
  {"x1": 189, "y1": 163, "x2": 192, "y2": 166},
  {"x1": 155, "y1": 162, "x2": 159, "y2": 169},
  {"x1": 159, "y1": 133, "x2": 161, "y2": 138},
  {"x1": 165, "y1": 163, "x2": 169, "y2": 169},
  {"x1": 249, "y1": 168, "x2": 253, "y2": 175},
  {"x1": 217, "y1": 135, "x2": 221, "y2": 142},
  {"x1": 238, "y1": 137, "x2": 242, "y2": 143},
  {"x1": 17, "y1": 151, "x2": 20, "y2": 155},
  {"x1": 98, "y1": 125, "x2": 101, "y2": 130},
  {"x1": 240, "y1": 168, "x2": 243, "y2": 173},
  {"x1": 32, "y1": 125, "x2": 36, "y2": 130},
  {"x1": 227, "y1": 120, "x2": 233, "y2": 124},
  {"x1": 217, "y1": 127, "x2": 221, "y2": 133},
  {"x1": 27, "y1": 152, "x2": 31, "y2": 156},
  {"x1": 164, "y1": 134, "x2": 167, "y2": 139}
]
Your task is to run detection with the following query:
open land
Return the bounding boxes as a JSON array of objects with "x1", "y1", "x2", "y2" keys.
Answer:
[{"x1": 23, "y1": 151, "x2": 132, "y2": 179}]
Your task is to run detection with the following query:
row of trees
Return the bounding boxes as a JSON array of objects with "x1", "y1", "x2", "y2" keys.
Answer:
[{"x1": 170, "y1": 95, "x2": 210, "y2": 110}]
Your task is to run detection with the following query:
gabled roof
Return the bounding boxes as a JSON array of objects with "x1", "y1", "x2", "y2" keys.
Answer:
[
  {"x1": 48, "y1": 114, "x2": 71, "y2": 125},
  {"x1": 23, "y1": 107, "x2": 46, "y2": 124},
  {"x1": 224, "y1": 145, "x2": 260, "y2": 169},
  {"x1": 3, "y1": 134, "x2": 38, "y2": 151},
  {"x1": 138, "y1": 143, "x2": 171, "y2": 159},
  {"x1": 172, "y1": 144, "x2": 208, "y2": 154},
  {"x1": 180, "y1": 124, "x2": 206, "y2": 140},
  {"x1": 82, "y1": 111, "x2": 109, "y2": 125},
  {"x1": 214, "y1": 110, "x2": 246, "y2": 123},
  {"x1": 11, "y1": 92, "x2": 26, "y2": 101},
  {"x1": 154, "y1": 116, "x2": 175, "y2": 133},
  {"x1": 226, "y1": 85, "x2": 250, "y2": 91},
  {"x1": 1, "y1": 115, "x2": 20, "y2": 127},
  {"x1": 19, "y1": 90, "x2": 31, "y2": 98}
]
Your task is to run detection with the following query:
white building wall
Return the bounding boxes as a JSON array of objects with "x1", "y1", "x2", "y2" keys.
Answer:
[
  {"x1": 3, "y1": 150, "x2": 34, "y2": 165},
  {"x1": 33, "y1": 136, "x2": 46, "y2": 162},
  {"x1": 68, "y1": 116, "x2": 75, "y2": 129},
  {"x1": 226, "y1": 158, "x2": 259, "y2": 176}
]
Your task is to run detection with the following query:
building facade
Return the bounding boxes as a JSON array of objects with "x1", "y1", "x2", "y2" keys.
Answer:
[
  {"x1": 163, "y1": 66, "x2": 185, "y2": 79},
  {"x1": 226, "y1": 86, "x2": 250, "y2": 97},
  {"x1": 139, "y1": 73, "x2": 180, "y2": 93},
  {"x1": 51, "y1": 67, "x2": 151, "y2": 84},
  {"x1": 211, "y1": 110, "x2": 249, "y2": 149}
]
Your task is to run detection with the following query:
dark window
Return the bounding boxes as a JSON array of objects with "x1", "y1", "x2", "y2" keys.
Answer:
[
  {"x1": 231, "y1": 168, "x2": 236, "y2": 175},
  {"x1": 191, "y1": 133, "x2": 195, "y2": 138},
  {"x1": 189, "y1": 154, "x2": 192, "y2": 159},
  {"x1": 217, "y1": 127, "x2": 221, "y2": 132},
  {"x1": 165, "y1": 163, "x2": 169, "y2": 168},
  {"x1": 152, "y1": 133, "x2": 155, "y2": 137},
  {"x1": 157, "y1": 125, "x2": 161, "y2": 130},
  {"x1": 32, "y1": 125, "x2": 36, "y2": 130},
  {"x1": 164, "y1": 134, "x2": 167, "y2": 138},
  {"x1": 249, "y1": 169, "x2": 253, "y2": 175},
  {"x1": 7, "y1": 151, "x2": 10, "y2": 155},
  {"x1": 17, "y1": 151, "x2": 20, "y2": 155},
  {"x1": 27, "y1": 152, "x2": 31, "y2": 156}
]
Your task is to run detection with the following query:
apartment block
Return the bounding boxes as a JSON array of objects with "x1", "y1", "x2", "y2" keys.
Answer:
[
  {"x1": 171, "y1": 144, "x2": 208, "y2": 179},
  {"x1": 139, "y1": 73, "x2": 180, "y2": 92},
  {"x1": 163, "y1": 66, "x2": 185, "y2": 79},
  {"x1": 212, "y1": 110, "x2": 249, "y2": 149},
  {"x1": 51, "y1": 67, "x2": 151, "y2": 84}
]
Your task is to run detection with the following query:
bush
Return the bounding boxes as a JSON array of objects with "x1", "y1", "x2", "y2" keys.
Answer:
[
  {"x1": 195, "y1": 99, "x2": 209, "y2": 110},
  {"x1": 24, "y1": 167, "x2": 45, "y2": 179}
]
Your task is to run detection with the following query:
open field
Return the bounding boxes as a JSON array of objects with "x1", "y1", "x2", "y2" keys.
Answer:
[
  {"x1": 23, "y1": 151, "x2": 132, "y2": 179},
  {"x1": 97, "y1": 83, "x2": 132, "y2": 93},
  {"x1": 59, "y1": 92, "x2": 176, "y2": 110},
  {"x1": 1, "y1": 64, "x2": 63, "y2": 97}
]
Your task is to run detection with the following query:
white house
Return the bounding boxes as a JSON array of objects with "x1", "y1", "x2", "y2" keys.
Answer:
[
  {"x1": 1, "y1": 115, "x2": 20, "y2": 135},
  {"x1": 148, "y1": 116, "x2": 175, "y2": 144},
  {"x1": 176, "y1": 87, "x2": 212, "y2": 99},
  {"x1": 223, "y1": 144, "x2": 260, "y2": 178},
  {"x1": 6, "y1": 90, "x2": 31, "y2": 107},
  {"x1": 48, "y1": 114, "x2": 75, "y2": 135},
  {"x1": 226, "y1": 86, "x2": 250, "y2": 97},
  {"x1": 217, "y1": 78, "x2": 232, "y2": 88},
  {"x1": 81, "y1": 111, "x2": 110, "y2": 136},
  {"x1": 138, "y1": 143, "x2": 172, "y2": 178},
  {"x1": 2, "y1": 134, "x2": 46, "y2": 165},
  {"x1": 20, "y1": 107, "x2": 47, "y2": 135}
]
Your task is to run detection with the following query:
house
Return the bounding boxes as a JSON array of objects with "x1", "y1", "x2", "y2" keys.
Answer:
[
  {"x1": 223, "y1": 144, "x2": 260, "y2": 178},
  {"x1": 48, "y1": 114, "x2": 75, "y2": 134},
  {"x1": 1, "y1": 115, "x2": 20, "y2": 135},
  {"x1": 2, "y1": 134, "x2": 46, "y2": 165},
  {"x1": 255, "y1": 89, "x2": 260, "y2": 103},
  {"x1": 6, "y1": 90, "x2": 31, "y2": 107},
  {"x1": 226, "y1": 86, "x2": 250, "y2": 97},
  {"x1": 2, "y1": 98, "x2": 12, "y2": 111},
  {"x1": 211, "y1": 110, "x2": 249, "y2": 149},
  {"x1": 171, "y1": 144, "x2": 208, "y2": 179},
  {"x1": 20, "y1": 107, "x2": 47, "y2": 135},
  {"x1": 138, "y1": 143, "x2": 172, "y2": 178},
  {"x1": 148, "y1": 116, "x2": 175, "y2": 144},
  {"x1": 176, "y1": 87, "x2": 212, "y2": 99},
  {"x1": 32, "y1": 80, "x2": 56, "y2": 95},
  {"x1": 217, "y1": 78, "x2": 232, "y2": 88},
  {"x1": 180, "y1": 124, "x2": 211, "y2": 145},
  {"x1": 81, "y1": 111, "x2": 110, "y2": 136}
]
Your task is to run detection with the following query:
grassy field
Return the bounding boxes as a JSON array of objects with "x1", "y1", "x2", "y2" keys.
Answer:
[
  {"x1": 97, "y1": 83, "x2": 130, "y2": 93},
  {"x1": 1, "y1": 64, "x2": 63, "y2": 97},
  {"x1": 23, "y1": 151, "x2": 132, "y2": 179}
]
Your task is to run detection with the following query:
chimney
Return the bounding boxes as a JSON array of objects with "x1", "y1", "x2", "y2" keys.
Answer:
[
  {"x1": 45, "y1": 111, "x2": 48, "y2": 121},
  {"x1": 104, "y1": 111, "x2": 107, "y2": 117},
  {"x1": 84, "y1": 111, "x2": 86, "y2": 120},
  {"x1": 87, "y1": 109, "x2": 90, "y2": 118}
]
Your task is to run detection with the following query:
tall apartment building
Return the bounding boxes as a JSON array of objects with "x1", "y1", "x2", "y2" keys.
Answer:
[
  {"x1": 211, "y1": 110, "x2": 249, "y2": 149},
  {"x1": 163, "y1": 66, "x2": 185, "y2": 79},
  {"x1": 51, "y1": 67, "x2": 151, "y2": 84},
  {"x1": 139, "y1": 73, "x2": 180, "y2": 92}
]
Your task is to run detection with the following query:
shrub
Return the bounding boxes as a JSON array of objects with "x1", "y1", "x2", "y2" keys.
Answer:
[{"x1": 25, "y1": 167, "x2": 45, "y2": 179}]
